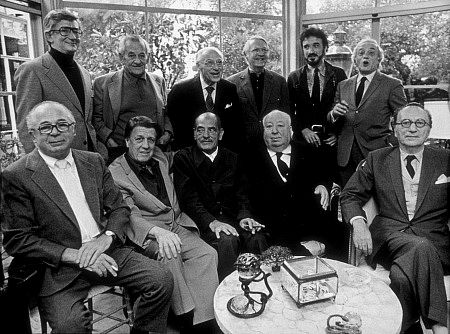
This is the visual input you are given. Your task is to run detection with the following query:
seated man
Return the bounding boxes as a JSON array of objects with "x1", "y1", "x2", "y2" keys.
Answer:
[
  {"x1": 1, "y1": 101, "x2": 173, "y2": 334},
  {"x1": 173, "y1": 112, "x2": 267, "y2": 280},
  {"x1": 109, "y1": 116, "x2": 218, "y2": 332},
  {"x1": 341, "y1": 103, "x2": 449, "y2": 334},
  {"x1": 246, "y1": 110, "x2": 348, "y2": 260}
]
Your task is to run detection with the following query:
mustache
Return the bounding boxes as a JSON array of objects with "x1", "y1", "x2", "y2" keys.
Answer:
[{"x1": 308, "y1": 53, "x2": 318, "y2": 57}]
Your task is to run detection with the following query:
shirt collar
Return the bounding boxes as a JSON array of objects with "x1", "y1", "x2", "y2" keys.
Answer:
[
  {"x1": 357, "y1": 70, "x2": 376, "y2": 85},
  {"x1": 38, "y1": 149, "x2": 74, "y2": 168},
  {"x1": 399, "y1": 147, "x2": 424, "y2": 164},
  {"x1": 200, "y1": 74, "x2": 217, "y2": 91},
  {"x1": 307, "y1": 60, "x2": 326, "y2": 76},
  {"x1": 248, "y1": 67, "x2": 265, "y2": 77},
  {"x1": 267, "y1": 144, "x2": 292, "y2": 158},
  {"x1": 124, "y1": 68, "x2": 147, "y2": 84},
  {"x1": 202, "y1": 147, "x2": 219, "y2": 162}
]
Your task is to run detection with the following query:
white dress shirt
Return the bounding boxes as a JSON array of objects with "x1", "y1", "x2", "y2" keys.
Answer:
[
  {"x1": 203, "y1": 147, "x2": 219, "y2": 162},
  {"x1": 267, "y1": 145, "x2": 292, "y2": 182},
  {"x1": 355, "y1": 70, "x2": 376, "y2": 98},
  {"x1": 200, "y1": 75, "x2": 217, "y2": 103},
  {"x1": 400, "y1": 148, "x2": 423, "y2": 221}
]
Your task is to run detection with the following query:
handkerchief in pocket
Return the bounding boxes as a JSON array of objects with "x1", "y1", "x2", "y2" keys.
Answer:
[
  {"x1": 225, "y1": 103, "x2": 233, "y2": 109},
  {"x1": 435, "y1": 174, "x2": 450, "y2": 184}
]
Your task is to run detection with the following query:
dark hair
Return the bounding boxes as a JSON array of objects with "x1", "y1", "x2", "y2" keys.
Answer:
[
  {"x1": 392, "y1": 102, "x2": 433, "y2": 127},
  {"x1": 300, "y1": 27, "x2": 328, "y2": 49},
  {"x1": 124, "y1": 116, "x2": 161, "y2": 139}
]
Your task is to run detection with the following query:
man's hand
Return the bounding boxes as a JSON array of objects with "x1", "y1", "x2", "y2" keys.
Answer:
[
  {"x1": 352, "y1": 218, "x2": 373, "y2": 256},
  {"x1": 331, "y1": 100, "x2": 349, "y2": 118},
  {"x1": 239, "y1": 218, "x2": 265, "y2": 234},
  {"x1": 301, "y1": 128, "x2": 321, "y2": 147},
  {"x1": 209, "y1": 220, "x2": 239, "y2": 239},
  {"x1": 85, "y1": 253, "x2": 118, "y2": 277},
  {"x1": 107, "y1": 138, "x2": 118, "y2": 148},
  {"x1": 158, "y1": 132, "x2": 171, "y2": 146},
  {"x1": 323, "y1": 134, "x2": 337, "y2": 147},
  {"x1": 151, "y1": 226, "x2": 182, "y2": 259},
  {"x1": 76, "y1": 234, "x2": 113, "y2": 268},
  {"x1": 314, "y1": 185, "x2": 329, "y2": 210}
]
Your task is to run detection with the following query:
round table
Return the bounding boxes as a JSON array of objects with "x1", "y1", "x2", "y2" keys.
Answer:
[{"x1": 214, "y1": 258, "x2": 402, "y2": 334}]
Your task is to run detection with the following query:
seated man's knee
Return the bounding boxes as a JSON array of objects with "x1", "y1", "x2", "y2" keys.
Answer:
[
  {"x1": 217, "y1": 232, "x2": 239, "y2": 250},
  {"x1": 50, "y1": 305, "x2": 92, "y2": 333},
  {"x1": 141, "y1": 260, "x2": 174, "y2": 298},
  {"x1": 390, "y1": 263, "x2": 409, "y2": 288}
]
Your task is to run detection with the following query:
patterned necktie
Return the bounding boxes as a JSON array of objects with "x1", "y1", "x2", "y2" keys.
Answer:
[
  {"x1": 405, "y1": 155, "x2": 416, "y2": 178},
  {"x1": 205, "y1": 86, "x2": 214, "y2": 111},
  {"x1": 355, "y1": 76, "x2": 367, "y2": 107},
  {"x1": 311, "y1": 68, "x2": 320, "y2": 106},
  {"x1": 276, "y1": 152, "x2": 289, "y2": 179}
]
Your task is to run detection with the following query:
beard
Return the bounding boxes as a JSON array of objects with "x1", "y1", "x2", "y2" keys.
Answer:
[{"x1": 305, "y1": 52, "x2": 324, "y2": 67}]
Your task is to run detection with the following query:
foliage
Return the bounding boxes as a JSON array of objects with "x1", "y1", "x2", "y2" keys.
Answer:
[
  {"x1": 0, "y1": 134, "x2": 22, "y2": 170},
  {"x1": 261, "y1": 245, "x2": 293, "y2": 266}
]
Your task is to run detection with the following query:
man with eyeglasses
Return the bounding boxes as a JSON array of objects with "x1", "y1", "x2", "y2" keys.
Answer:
[
  {"x1": 93, "y1": 35, "x2": 173, "y2": 164},
  {"x1": 168, "y1": 47, "x2": 242, "y2": 152},
  {"x1": 227, "y1": 36, "x2": 289, "y2": 150},
  {"x1": 173, "y1": 112, "x2": 268, "y2": 281},
  {"x1": 328, "y1": 38, "x2": 407, "y2": 186},
  {"x1": 2, "y1": 101, "x2": 174, "y2": 334},
  {"x1": 341, "y1": 103, "x2": 450, "y2": 334},
  {"x1": 14, "y1": 9, "x2": 99, "y2": 157},
  {"x1": 109, "y1": 115, "x2": 219, "y2": 333}
]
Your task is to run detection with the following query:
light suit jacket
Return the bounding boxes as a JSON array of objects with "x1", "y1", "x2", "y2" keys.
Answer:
[
  {"x1": 108, "y1": 148, "x2": 198, "y2": 248},
  {"x1": 92, "y1": 69, "x2": 172, "y2": 144},
  {"x1": 14, "y1": 52, "x2": 97, "y2": 153}
]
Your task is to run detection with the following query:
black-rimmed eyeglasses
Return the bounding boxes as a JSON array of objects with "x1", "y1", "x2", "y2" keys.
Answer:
[
  {"x1": 393, "y1": 119, "x2": 430, "y2": 128},
  {"x1": 49, "y1": 27, "x2": 83, "y2": 37},
  {"x1": 36, "y1": 122, "x2": 75, "y2": 134}
]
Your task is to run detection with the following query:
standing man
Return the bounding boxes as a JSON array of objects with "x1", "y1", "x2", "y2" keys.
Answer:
[
  {"x1": 341, "y1": 103, "x2": 449, "y2": 334},
  {"x1": 173, "y1": 112, "x2": 267, "y2": 281},
  {"x1": 109, "y1": 116, "x2": 219, "y2": 333},
  {"x1": 15, "y1": 9, "x2": 98, "y2": 155},
  {"x1": 167, "y1": 47, "x2": 242, "y2": 152},
  {"x1": 328, "y1": 38, "x2": 407, "y2": 186},
  {"x1": 93, "y1": 35, "x2": 172, "y2": 164},
  {"x1": 2, "y1": 101, "x2": 173, "y2": 334},
  {"x1": 227, "y1": 36, "x2": 289, "y2": 149},
  {"x1": 288, "y1": 27, "x2": 347, "y2": 184}
]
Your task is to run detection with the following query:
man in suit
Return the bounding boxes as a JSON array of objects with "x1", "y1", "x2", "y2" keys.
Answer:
[
  {"x1": 328, "y1": 38, "x2": 407, "y2": 186},
  {"x1": 14, "y1": 9, "x2": 98, "y2": 155},
  {"x1": 288, "y1": 27, "x2": 347, "y2": 184},
  {"x1": 1, "y1": 101, "x2": 173, "y2": 334},
  {"x1": 109, "y1": 116, "x2": 219, "y2": 333},
  {"x1": 93, "y1": 35, "x2": 173, "y2": 164},
  {"x1": 341, "y1": 103, "x2": 449, "y2": 334},
  {"x1": 246, "y1": 110, "x2": 348, "y2": 260},
  {"x1": 167, "y1": 47, "x2": 242, "y2": 152},
  {"x1": 173, "y1": 112, "x2": 268, "y2": 281},
  {"x1": 227, "y1": 36, "x2": 289, "y2": 149}
]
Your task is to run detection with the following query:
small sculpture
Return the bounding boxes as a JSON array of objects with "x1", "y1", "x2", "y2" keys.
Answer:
[
  {"x1": 261, "y1": 246, "x2": 293, "y2": 272},
  {"x1": 326, "y1": 312, "x2": 362, "y2": 334}
]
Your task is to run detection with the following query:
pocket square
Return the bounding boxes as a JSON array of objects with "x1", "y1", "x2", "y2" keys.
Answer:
[
  {"x1": 225, "y1": 103, "x2": 233, "y2": 109},
  {"x1": 435, "y1": 174, "x2": 450, "y2": 184}
]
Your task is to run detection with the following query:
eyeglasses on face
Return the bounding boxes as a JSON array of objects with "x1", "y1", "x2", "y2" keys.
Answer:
[
  {"x1": 36, "y1": 122, "x2": 75, "y2": 134},
  {"x1": 393, "y1": 119, "x2": 430, "y2": 128},
  {"x1": 203, "y1": 59, "x2": 223, "y2": 68},
  {"x1": 50, "y1": 27, "x2": 83, "y2": 37},
  {"x1": 195, "y1": 127, "x2": 218, "y2": 135},
  {"x1": 250, "y1": 48, "x2": 269, "y2": 54}
]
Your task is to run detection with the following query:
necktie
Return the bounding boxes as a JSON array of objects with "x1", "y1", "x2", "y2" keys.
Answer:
[
  {"x1": 405, "y1": 155, "x2": 416, "y2": 178},
  {"x1": 311, "y1": 68, "x2": 320, "y2": 106},
  {"x1": 205, "y1": 86, "x2": 214, "y2": 111},
  {"x1": 355, "y1": 77, "x2": 367, "y2": 107},
  {"x1": 276, "y1": 152, "x2": 289, "y2": 179}
]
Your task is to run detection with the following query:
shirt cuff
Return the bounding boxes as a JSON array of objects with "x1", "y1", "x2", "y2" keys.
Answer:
[{"x1": 349, "y1": 216, "x2": 366, "y2": 226}]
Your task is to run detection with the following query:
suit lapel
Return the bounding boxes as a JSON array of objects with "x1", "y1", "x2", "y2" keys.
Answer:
[
  {"x1": 108, "y1": 70, "x2": 123, "y2": 122},
  {"x1": 358, "y1": 71, "x2": 382, "y2": 108},
  {"x1": 261, "y1": 70, "x2": 273, "y2": 114},
  {"x1": 240, "y1": 70, "x2": 256, "y2": 110},
  {"x1": 347, "y1": 76, "x2": 358, "y2": 109},
  {"x1": 28, "y1": 150, "x2": 80, "y2": 230},
  {"x1": 152, "y1": 149, "x2": 176, "y2": 208},
  {"x1": 414, "y1": 148, "x2": 439, "y2": 214},
  {"x1": 388, "y1": 149, "x2": 409, "y2": 217},
  {"x1": 42, "y1": 53, "x2": 83, "y2": 113},
  {"x1": 147, "y1": 73, "x2": 163, "y2": 115},
  {"x1": 78, "y1": 62, "x2": 92, "y2": 115}
]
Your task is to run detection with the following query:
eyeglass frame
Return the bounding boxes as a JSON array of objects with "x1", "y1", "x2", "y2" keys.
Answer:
[
  {"x1": 202, "y1": 59, "x2": 224, "y2": 68},
  {"x1": 249, "y1": 48, "x2": 269, "y2": 54},
  {"x1": 194, "y1": 126, "x2": 219, "y2": 136},
  {"x1": 392, "y1": 119, "x2": 431, "y2": 128},
  {"x1": 49, "y1": 27, "x2": 83, "y2": 37},
  {"x1": 35, "y1": 122, "x2": 75, "y2": 135}
]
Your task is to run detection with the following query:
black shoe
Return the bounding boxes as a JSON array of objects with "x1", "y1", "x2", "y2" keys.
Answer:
[{"x1": 404, "y1": 321, "x2": 423, "y2": 334}]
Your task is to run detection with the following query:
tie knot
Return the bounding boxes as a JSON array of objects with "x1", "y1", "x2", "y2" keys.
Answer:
[
  {"x1": 314, "y1": 68, "x2": 319, "y2": 74},
  {"x1": 276, "y1": 152, "x2": 283, "y2": 159},
  {"x1": 206, "y1": 86, "x2": 214, "y2": 94},
  {"x1": 405, "y1": 155, "x2": 416, "y2": 164},
  {"x1": 55, "y1": 159, "x2": 68, "y2": 169},
  {"x1": 360, "y1": 76, "x2": 367, "y2": 84}
]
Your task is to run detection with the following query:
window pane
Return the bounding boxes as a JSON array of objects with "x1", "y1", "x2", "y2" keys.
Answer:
[
  {"x1": 221, "y1": 0, "x2": 282, "y2": 16},
  {"x1": 221, "y1": 17, "x2": 283, "y2": 77},
  {"x1": 66, "y1": 0, "x2": 218, "y2": 10},
  {"x1": 2, "y1": 15, "x2": 30, "y2": 57},
  {"x1": 306, "y1": 0, "x2": 374, "y2": 15},
  {"x1": 65, "y1": 0, "x2": 146, "y2": 6},
  {"x1": 378, "y1": 0, "x2": 440, "y2": 7}
]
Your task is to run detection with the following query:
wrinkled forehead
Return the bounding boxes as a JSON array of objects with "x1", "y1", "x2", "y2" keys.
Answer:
[
  {"x1": 124, "y1": 40, "x2": 147, "y2": 54},
  {"x1": 53, "y1": 19, "x2": 80, "y2": 29},
  {"x1": 263, "y1": 113, "x2": 290, "y2": 126},
  {"x1": 398, "y1": 106, "x2": 429, "y2": 121},
  {"x1": 200, "y1": 50, "x2": 222, "y2": 61},
  {"x1": 356, "y1": 41, "x2": 378, "y2": 53}
]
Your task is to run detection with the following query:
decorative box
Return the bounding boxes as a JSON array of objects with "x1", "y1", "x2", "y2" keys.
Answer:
[{"x1": 281, "y1": 256, "x2": 338, "y2": 307}]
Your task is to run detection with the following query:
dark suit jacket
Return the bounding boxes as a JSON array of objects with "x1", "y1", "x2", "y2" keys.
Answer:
[
  {"x1": 330, "y1": 70, "x2": 407, "y2": 167},
  {"x1": 246, "y1": 142, "x2": 330, "y2": 242},
  {"x1": 1, "y1": 149, "x2": 130, "y2": 297},
  {"x1": 227, "y1": 68, "x2": 289, "y2": 148},
  {"x1": 92, "y1": 69, "x2": 172, "y2": 145},
  {"x1": 173, "y1": 146, "x2": 252, "y2": 233},
  {"x1": 167, "y1": 75, "x2": 243, "y2": 152},
  {"x1": 287, "y1": 61, "x2": 346, "y2": 137},
  {"x1": 341, "y1": 146, "x2": 450, "y2": 266},
  {"x1": 14, "y1": 52, "x2": 98, "y2": 154}
]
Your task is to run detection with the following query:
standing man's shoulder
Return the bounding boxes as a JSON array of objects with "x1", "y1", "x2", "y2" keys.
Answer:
[
  {"x1": 218, "y1": 77, "x2": 238, "y2": 90},
  {"x1": 376, "y1": 71, "x2": 404, "y2": 86},
  {"x1": 147, "y1": 71, "x2": 165, "y2": 85},
  {"x1": 170, "y1": 76, "x2": 197, "y2": 92},
  {"x1": 266, "y1": 69, "x2": 286, "y2": 82},
  {"x1": 93, "y1": 70, "x2": 120, "y2": 86},
  {"x1": 325, "y1": 61, "x2": 347, "y2": 81},
  {"x1": 226, "y1": 69, "x2": 247, "y2": 83}
]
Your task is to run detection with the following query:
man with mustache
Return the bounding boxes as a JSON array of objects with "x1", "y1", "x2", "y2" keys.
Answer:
[
  {"x1": 287, "y1": 27, "x2": 347, "y2": 185},
  {"x1": 168, "y1": 47, "x2": 242, "y2": 153},
  {"x1": 14, "y1": 9, "x2": 99, "y2": 155},
  {"x1": 93, "y1": 35, "x2": 173, "y2": 164},
  {"x1": 328, "y1": 38, "x2": 407, "y2": 186},
  {"x1": 173, "y1": 112, "x2": 267, "y2": 281}
]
